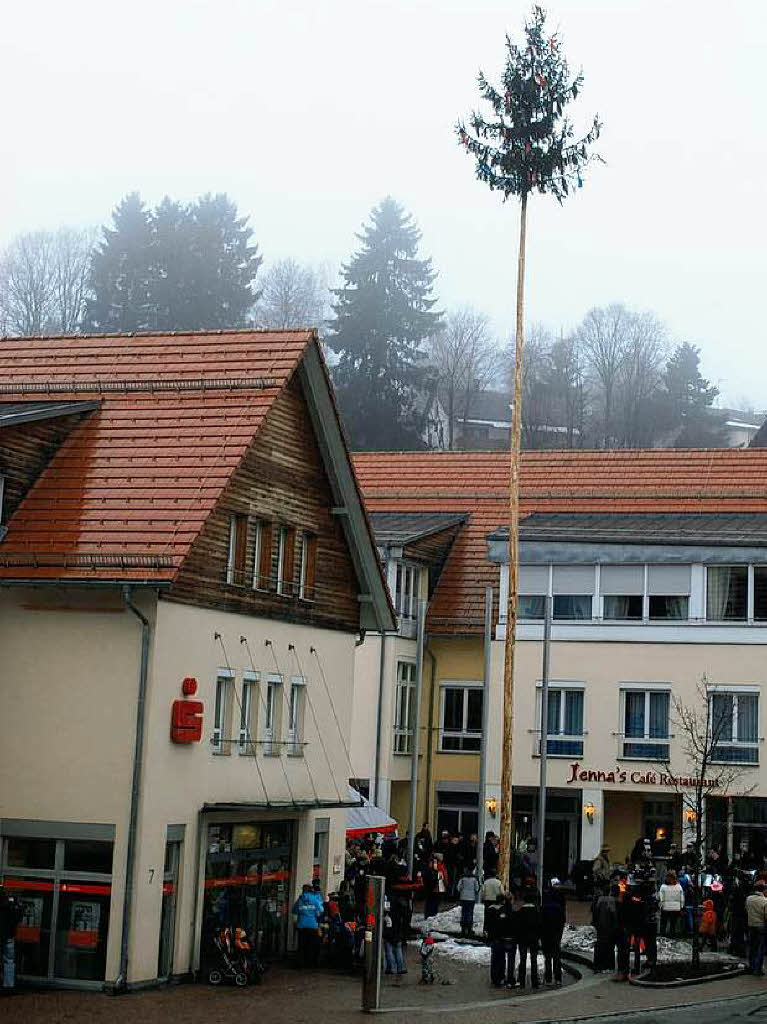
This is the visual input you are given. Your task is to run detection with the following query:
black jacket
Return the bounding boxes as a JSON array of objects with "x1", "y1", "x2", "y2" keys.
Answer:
[
  {"x1": 541, "y1": 888, "x2": 566, "y2": 940},
  {"x1": 516, "y1": 902, "x2": 541, "y2": 944},
  {"x1": 485, "y1": 900, "x2": 517, "y2": 941}
]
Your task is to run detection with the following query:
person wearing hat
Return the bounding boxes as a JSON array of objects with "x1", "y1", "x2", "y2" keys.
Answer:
[{"x1": 746, "y1": 879, "x2": 767, "y2": 975}]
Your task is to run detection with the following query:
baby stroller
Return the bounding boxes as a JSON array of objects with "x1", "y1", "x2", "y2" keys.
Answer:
[{"x1": 208, "y1": 925, "x2": 265, "y2": 986}]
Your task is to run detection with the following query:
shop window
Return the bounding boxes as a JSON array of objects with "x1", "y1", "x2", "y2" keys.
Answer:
[
  {"x1": 238, "y1": 672, "x2": 259, "y2": 755},
  {"x1": 253, "y1": 520, "x2": 273, "y2": 591},
  {"x1": 539, "y1": 687, "x2": 584, "y2": 757},
  {"x1": 436, "y1": 789, "x2": 479, "y2": 836},
  {"x1": 710, "y1": 691, "x2": 759, "y2": 764},
  {"x1": 287, "y1": 678, "x2": 305, "y2": 756},
  {"x1": 63, "y1": 840, "x2": 113, "y2": 874},
  {"x1": 6, "y1": 837, "x2": 56, "y2": 870},
  {"x1": 226, "y1": 513, "x2": 248, "y2": 586},
  {"x1": 706, "y1": 565, "x2": 747, "y2": 620},
  {"x1": 393, "y1": 661, "x2": 417, "y2": 754},
  {"x1": 277, "y1": 526, "x2": 296, "y2": 596},
  {"x1": 440, "y1": 685, "x2": 482, "y2": 752},
  {"x1": 263, "y1": 674, "x2": 283, "y2": 756},
  {"x1": 158, "y1": 840, "x2": 182, "y2": 978},
  {"x1": 1, "y1": 832, "x2": 114, "y2": 985},
  {"x1": 299, "y1": 532, "x2": 318, "y2": 601},
  {"x1": 622, "y1": 689, "x2": 670, "y2": 760},
  {"x1": 212, "y1": 670, "x2": 234, "y2": 754}
]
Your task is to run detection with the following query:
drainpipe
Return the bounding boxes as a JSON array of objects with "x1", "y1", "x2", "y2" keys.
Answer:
[
  {"x1": 373, "y1": 632, "x2": 387, "y2": 806},
  {"x1": 424, "y1": 646, "x2": 436, "y2": 826},
  {"x1": 116, "y1": 585, "x2": 151, "y2": 992}
]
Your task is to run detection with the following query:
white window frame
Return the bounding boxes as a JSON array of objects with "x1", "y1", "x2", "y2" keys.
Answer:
[
  {"x1": 707, "y1": 685, "x2": 760, "y2": 765},
  {"x1": 534, "y1": 681, "x2": 585, "y2": 758},
  {"x1": 394, "y1": 562, "x2": 418, "y2": 621},
  {"x1": 393, "y1": 660, "x2": 417, "y2": 754},
  {"x1": 277, "y1": 528, "x2": 287, "y2": 595},
  {"x1": 263, "y1": 673, "x2": 283, "y2": 756},
  {"x1": 212, "y1": 669, "x2": 235, "y2": 754},
  {"x1": 299, "y1": 532, "x2": 317, "y2": 602},
  {"x1": 287, "y1": 676, "x2": 305, "y2": 756},
  {"x1": 439, "y1": 681, "x2": 483, "y2": 753},
  {"x1": 619, "y1": 685, "x2": 671, "y2": 761},
  {"x1": 252, "y1": 520, "x2": 264, "y2": 591},
  {"x1": 238, "y1": 670, "x2": 259, "y2": 755},
  {"x1": 226, "y1": 515, "x2": 238, "y2": 585}
]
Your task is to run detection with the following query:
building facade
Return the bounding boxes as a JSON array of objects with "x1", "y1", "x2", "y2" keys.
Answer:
[
  {"x1": 352, "y1": 451, "x2": 767, "y2": 880},
  {"x1": 0, "y1": 330, "x2": 394, "y2": 989}
]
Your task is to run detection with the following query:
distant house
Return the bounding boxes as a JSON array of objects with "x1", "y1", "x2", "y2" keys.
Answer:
[
  {"x1": 719, "y1": 407, "x2": 764, "y2": 447},
  {"x1": 433, "y1": 389, "x2": 577, "y2": 451}
]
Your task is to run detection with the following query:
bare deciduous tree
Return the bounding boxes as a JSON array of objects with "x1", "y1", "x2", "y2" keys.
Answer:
[
  {"x1": 576, "y1": 303, "x2": 630, "y2": 448},
  {"x1": 0, "y1": 227, "x2": 95, "y2": 336},
  {"x1": 427, "y1": 307, "x2": 502, "y2": 449},
  {"x1": 665, "y1": 676, "x2": 755, "y2": 969},
  {"x1": 254, "y1": 258, "x2": 331, "y2": 331},
  {"x1": 617, "y1": 311, "x2": 667, "y2": 447}
]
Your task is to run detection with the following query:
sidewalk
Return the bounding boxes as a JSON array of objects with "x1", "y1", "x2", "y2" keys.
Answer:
[{"x1": 5, "y1": 958, "x2": 766, "y2": 1024}]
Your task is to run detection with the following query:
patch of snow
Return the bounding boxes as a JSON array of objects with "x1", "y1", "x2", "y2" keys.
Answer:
[{"x1": 561, "y1": 924, "x2": 738, "y2": 964}]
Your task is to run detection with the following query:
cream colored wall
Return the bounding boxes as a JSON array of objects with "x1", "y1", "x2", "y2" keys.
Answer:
[
  {"x1": 604, "y1": 792, "x2": 644, "y2": 862},
  {"x1": 350, "y1": 631, "x2": 418, "y2": 811},
  {"x1": 485, "y1": 639, "x2": 767, "y2": 797},
  {"x1": 0, "y1": 585, "x2": 156, "y2": 984},
  {"x1": 128, "y1": 598, "x2": 357, "y2": 983}
]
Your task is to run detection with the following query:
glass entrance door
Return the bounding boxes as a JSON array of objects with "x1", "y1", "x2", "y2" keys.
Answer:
[
  {"x1": 202, "y1": 820, "x2": 293, "y2": 964},
  {"x1": 158, "y1": 840, "x2": 181, "y2": 978}
]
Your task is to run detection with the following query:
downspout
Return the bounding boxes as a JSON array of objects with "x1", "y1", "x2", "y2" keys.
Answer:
[
  {"x1": 373, "y1": 631, "x2": 387, "y2": 806},
  {"x1": 116, "y1": 584, "x2": 151, "y2": 992},
  {"x1": 424, "y1": 646, "x2": 436, "y2": 826}
]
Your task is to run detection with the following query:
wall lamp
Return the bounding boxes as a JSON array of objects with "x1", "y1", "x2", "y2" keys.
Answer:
[
  {"x1": 584, "y1": 801, "x2": 596, "y2": 825},
  {"x1": 685, "y1": 809, "x2": 698, "y2": 825},
  {"x1": 485, "y1": 798, "x2": 497, "y2": 818}
]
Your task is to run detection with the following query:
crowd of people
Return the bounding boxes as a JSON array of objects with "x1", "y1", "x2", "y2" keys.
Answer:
[{"x1": 591, "y1": 837, "x2": 767, "y2": 980}]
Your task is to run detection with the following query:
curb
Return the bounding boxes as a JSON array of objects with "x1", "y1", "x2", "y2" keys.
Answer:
[{"x1": 629, "y1": 961, "x2": 747, "y2": 988}]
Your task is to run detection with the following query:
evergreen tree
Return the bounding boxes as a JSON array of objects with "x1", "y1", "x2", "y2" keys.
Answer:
[
  {"x1": 327, "y1": 197, "x2": 441, "y2": 450},
  {"x1": 86, "y1": 192, "x2": 262, "y2": 333},
  {"x1": 662, "y1": 342, "x2": 728, "y2": 447},
  {"x1": 85, "y1": 193, "x2": 154, "y2": 332},
  {"x1": 183, "y1": 193, "x2": 262, "y2": 329}
]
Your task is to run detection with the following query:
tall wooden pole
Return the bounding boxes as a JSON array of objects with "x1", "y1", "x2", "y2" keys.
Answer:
[{"x1": 498, "y1": 190, "x2": 528, "y2": 889}]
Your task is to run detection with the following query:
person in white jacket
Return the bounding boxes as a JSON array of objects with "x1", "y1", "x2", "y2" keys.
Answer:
[{"x1": 658, "y1": 871, "x2": 685, "y2": 937}]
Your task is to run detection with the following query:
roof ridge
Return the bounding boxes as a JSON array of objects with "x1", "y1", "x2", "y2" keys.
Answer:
[{"x1": 0, "y1": 328, "x2": 317, "y2": 343}]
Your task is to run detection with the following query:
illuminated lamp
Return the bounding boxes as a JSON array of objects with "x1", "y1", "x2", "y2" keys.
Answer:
[{"x1": 584, "y1": 801, "x2": 596, "y2": 825}]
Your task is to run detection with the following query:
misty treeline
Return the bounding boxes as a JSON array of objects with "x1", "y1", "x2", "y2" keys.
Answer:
[{"x1": 0, "y1": 191, "x2": 734, "y2": 451}]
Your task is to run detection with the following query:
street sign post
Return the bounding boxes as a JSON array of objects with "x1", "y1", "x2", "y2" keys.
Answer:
[{"x1": 361, "y1": 874, "x2": 385, "y2": 1012}]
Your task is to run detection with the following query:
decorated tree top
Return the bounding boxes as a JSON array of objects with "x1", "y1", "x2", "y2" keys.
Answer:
[{"x1": 456, "y1": 5, "x2": 602, "y2": 202}]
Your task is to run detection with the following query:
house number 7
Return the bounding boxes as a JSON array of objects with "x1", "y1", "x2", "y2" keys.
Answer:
[{"x1": 148, "y1": 868, "x2": 155, "y2": 883}]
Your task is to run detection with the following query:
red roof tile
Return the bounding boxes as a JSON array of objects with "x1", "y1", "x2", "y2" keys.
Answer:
[
  {"x1": 0, "y1": 330, "x2": 313, "y2": 581},
  {"x1": 352, "y1": 450, "x2": 767, "y2": 633}
]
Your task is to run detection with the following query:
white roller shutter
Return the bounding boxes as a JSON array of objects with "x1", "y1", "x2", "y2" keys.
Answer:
[
  {"x1": 519, "y1": 565, "x2": 549, "y2": 594},
  {"x1": 648, "y1": 564, "x2": 691, "y2": 595},
  {"x1": 552, "y1": 565, "x2": 595, "y2": 595},
  {"x1": 600, "y1": 565, "x2": 644, "y2": 595}
]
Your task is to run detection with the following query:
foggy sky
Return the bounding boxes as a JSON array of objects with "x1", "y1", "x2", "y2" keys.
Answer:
[{"x1": 2, "y1": 0, "x2": 765, "y2": 407}]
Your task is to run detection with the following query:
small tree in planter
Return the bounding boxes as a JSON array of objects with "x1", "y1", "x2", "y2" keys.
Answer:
[{"x1": 666, "y1": 676, "x2": 756, "y2": 968}]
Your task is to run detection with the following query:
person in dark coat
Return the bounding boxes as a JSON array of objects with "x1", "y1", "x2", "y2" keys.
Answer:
[
  {"x1": 516, "y1": 887, "x2": 541, "y2": 989},
  {"x1": 422, "y1": 857, "x2": 441, "y2": 920},
  {"x1": 593, "y1": 884, "x2": 619, "y2": 973},
  {"x1": 541, "y1": 880, "x2": 566, "y2": 986},
  {"x1": 485, "y1": 892, "x2": 517, "y2": 988},
  {"x1": 0, "y1": 884, "x2": 23, "y2": 994},
  {"x1": 414, "y1": 824, "x2": 433, "y2": 872},
  {"x1": 483, "y1": 831, "x2": 499, "y2": 876}
]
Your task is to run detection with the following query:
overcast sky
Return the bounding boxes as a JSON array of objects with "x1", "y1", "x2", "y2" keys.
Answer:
[{"x1": 2, "y1": 0, "x2": 765, "y2": 407}]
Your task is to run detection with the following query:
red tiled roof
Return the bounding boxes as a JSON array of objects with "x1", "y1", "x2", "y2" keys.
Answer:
[
  {"x1": 0, "y1": 331, "x2": 313, "y2": 580},
  {"x1": 352, "y1": 449, "x2": 767, "y2": 633}
]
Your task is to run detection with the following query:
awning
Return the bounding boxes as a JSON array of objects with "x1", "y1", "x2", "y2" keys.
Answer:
[{"x1": 346, "y1": 786, "x2": 397, "y2": 837}]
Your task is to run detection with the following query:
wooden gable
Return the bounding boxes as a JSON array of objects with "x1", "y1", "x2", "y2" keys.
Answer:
[
  {"x1": 0, "y1": 412, "x2": 91, "y2": 522},
  {"x1": 167, "y1": 375, "x2": 363, "y2": 632}
]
